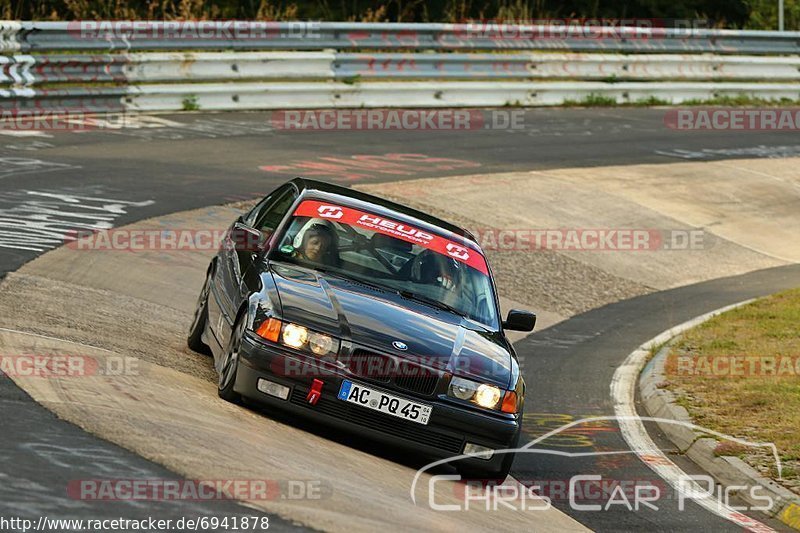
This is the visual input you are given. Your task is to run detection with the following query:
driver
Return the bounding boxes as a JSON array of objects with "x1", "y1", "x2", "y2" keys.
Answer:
[{"x1": 296, "y1": 222, "x2": 339, "y2": 266}]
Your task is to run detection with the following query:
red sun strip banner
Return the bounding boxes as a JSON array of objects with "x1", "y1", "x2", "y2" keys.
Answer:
[{"x1": 293, "y1": 200, "x2": 489, "y2": 275}]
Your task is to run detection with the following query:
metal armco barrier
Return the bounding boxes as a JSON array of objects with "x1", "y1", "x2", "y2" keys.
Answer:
[
  {"x1": 4, "y1": 21, "x2": 800, "y2": 54},
  {"x1": 1, "y1": 20, "x2": 800, "y2": 112},
  {"x1": 125, "y1": 81, "x2": 800, "y2": 111},
  {"x1": 334, "y1": 53, "x2": 800, "y2": 81}
]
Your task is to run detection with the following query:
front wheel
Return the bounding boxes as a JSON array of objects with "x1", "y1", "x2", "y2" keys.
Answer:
[{"x1": 218, "y1": 315, "x2": 245, "y2": 403}]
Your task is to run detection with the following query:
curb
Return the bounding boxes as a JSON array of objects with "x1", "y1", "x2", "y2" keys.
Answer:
[{"x1": 641, "y1": 341, "x2": 800, "y2": 530}]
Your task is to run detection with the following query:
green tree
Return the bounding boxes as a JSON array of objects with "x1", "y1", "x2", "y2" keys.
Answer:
[{"x1": 745, "y1": 0, "x2": 800, "y2": 30}]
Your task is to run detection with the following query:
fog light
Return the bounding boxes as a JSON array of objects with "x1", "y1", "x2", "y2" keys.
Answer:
[
  {"x1": 464, "y1": 442, "x2": 494, "y2": 460},
  {"x1": 257, "y1": 378, "x2": 290, "y2": 400}
]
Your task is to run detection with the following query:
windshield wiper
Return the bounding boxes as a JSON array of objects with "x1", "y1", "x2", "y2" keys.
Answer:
[
  {"x1": 398, "y1": 290, "x2": 467, "y2": 318},
  {"x1": 337, "y1": 274, "x2": 394, "y2": 294}
]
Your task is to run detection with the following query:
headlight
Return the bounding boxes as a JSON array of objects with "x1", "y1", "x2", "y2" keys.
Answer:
[
  {"x1": 262, "y1": 320, "x2": 340, "y2": 357},
  {"x1": 447, "y1": 376, "x2": 504, "y2": 410},
  {"x1": 450, "y1": 377, "x2": 478, "y2": 400},
  {"x1": 475, "y1": 384, "x2": 502, "y2": 409},
  {"x1": 308, "y1": 331, "x2": 335, "y2": 356},
  {"x1": 282, "y1": 323, "x2": 308, "y2": 348}
]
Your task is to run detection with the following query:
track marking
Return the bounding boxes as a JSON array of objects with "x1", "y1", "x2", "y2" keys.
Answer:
[
  {"x1": 0, "y1": 326, "x2": 116, "y2": 354},
  {"x1": 610, "y1": 299, "x2": 777, "y2": 532}
]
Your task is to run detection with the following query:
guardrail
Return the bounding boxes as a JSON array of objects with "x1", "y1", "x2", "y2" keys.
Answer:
[
  {"x1": 1, "y1": 21, "x2": 800, "y2": 112},
  {"x1": 5, "y1": 21, "x2": 800, "y2": 54},
  {"x1": 5, "y1": 52, "x2": 800, "y2": 86}
]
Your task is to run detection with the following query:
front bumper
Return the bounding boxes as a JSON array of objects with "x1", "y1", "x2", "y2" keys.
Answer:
[{"x1": 235, "y1": 333, "x2": 522, "y2": 470}]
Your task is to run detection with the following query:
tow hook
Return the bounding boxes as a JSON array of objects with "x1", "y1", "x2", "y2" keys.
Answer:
[{"x1": 306, "y1": 379, "x2": 324, "y2": 405}]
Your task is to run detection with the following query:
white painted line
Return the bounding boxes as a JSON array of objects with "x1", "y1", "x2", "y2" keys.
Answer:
[
  {"x1": 0, "y1": 326, "x2": 117, "y2": 354},
  {"x1": 0, "y1": 130, "x2": 52, "y2": 138},
  {"x1": 611, "y1": 299, "x2": 778, "y2": 532}
]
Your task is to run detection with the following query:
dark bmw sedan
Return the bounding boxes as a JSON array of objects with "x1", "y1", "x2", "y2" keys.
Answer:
[{"x1": 188, "y1": 178, "x2": 536, "y2": 480}]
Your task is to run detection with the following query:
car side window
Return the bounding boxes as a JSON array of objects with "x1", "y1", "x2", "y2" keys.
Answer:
[
  {"x1": 254, "y1": 187, "x2": 298, "y2": 237},
  {"x1": 244, "y1": 191, "x2": 279, "y2": 227}
]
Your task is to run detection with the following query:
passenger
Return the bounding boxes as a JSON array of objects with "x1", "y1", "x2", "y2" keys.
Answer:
[{"x1": 417, "y1": 251, "x2": 461, "y2": 291}]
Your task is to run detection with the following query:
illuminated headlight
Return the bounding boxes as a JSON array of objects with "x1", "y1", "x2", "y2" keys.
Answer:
[
  {"x1": 448, "y1": 376, "x2": 503, "y2": 410},
  {"x1": 275, "y1": 321, "x2": 340, "y2": 357},
  {"x1": 474, "y1": 384, "x2": 502, "y2": 409},
  {"x1": 282, "y1": 323, "x2": 308, "y2": 348}
]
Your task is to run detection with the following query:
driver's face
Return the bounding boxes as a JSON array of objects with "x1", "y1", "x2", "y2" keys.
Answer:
[{"x1": 303, "y1": 235, "x2": 329, "y2": 262}]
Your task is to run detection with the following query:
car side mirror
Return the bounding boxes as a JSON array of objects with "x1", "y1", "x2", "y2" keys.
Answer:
[
  {"x1": 503, "y1": 309, "x2": 536, "y2": 332},
  {"x1": 230, "y1": 222, "x2": 269, "y2": 253}
]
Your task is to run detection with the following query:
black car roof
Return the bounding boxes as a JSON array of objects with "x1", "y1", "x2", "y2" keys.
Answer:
[{"x1": 289, "y1": 177, "x2": 478, "y2": 244}]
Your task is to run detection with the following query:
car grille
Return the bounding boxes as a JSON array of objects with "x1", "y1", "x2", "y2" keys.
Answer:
[
  {"x1": 347, "y1": 349, "x2": 442, "y2": 396},
  {"x1": 344, "y1": 350, "x2": 392, "y2": 383},
  {"x1": 393, "y1": 371, "x2": 439, "y2": 396},
  {"x1": 289, "y1": 388, "x2": 463, "y2": 454}
]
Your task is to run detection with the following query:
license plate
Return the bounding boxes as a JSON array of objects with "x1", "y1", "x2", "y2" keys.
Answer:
[{"x1": 338, "y1": 380, "x2": 432, "y2": 425}]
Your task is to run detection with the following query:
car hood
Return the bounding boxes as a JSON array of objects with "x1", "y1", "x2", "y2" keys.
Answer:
[{"x1": 270, "y1": 263, "x2": 512, "y2": 388}]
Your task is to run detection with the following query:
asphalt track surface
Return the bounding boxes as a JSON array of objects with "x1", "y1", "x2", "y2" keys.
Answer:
[
  {"x1": 1, "y1": 108, "x2": 798, "y2": 531},
  {"x1": 516, "y1": 264, "x2": 800, "y2": 531}
]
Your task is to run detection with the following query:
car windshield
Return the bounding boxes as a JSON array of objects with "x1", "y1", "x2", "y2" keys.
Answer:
[{"x1": 271, "y1": 200, "x2": 499, "y2": 327}]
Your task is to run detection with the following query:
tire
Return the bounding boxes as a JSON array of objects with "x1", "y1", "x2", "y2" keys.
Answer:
[
  {"x1": 187, "y1": 271, "x2": 212, "y2": 355},
  {"x1": 218, "y1": 314, "x2": 245, "y2": 404}
]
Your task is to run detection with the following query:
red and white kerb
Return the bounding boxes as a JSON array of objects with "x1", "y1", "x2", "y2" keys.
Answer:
[{"x1": 293, "y1": 200, "x2": 489, "y2": 275}]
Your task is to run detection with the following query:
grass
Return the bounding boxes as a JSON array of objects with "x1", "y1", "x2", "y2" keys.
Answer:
[
  {"x1": 181, "y1": 95, "x2": 200, "y2": 111},
  {"x1": 680, "y1": 94, "x2": 799, "y2": 106},
  {"x1": 562, "y1": 93, "x2": 618, "y2": 107},
  {"x1": 560, "y1": 93, "x2": 800, "y2": 108},
  {"x1": 648, "y1": 340, "x2": 669, "y2": 360},
  {"x1": 666, "y1": 287, "x2": 800, "y2": 491}
]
